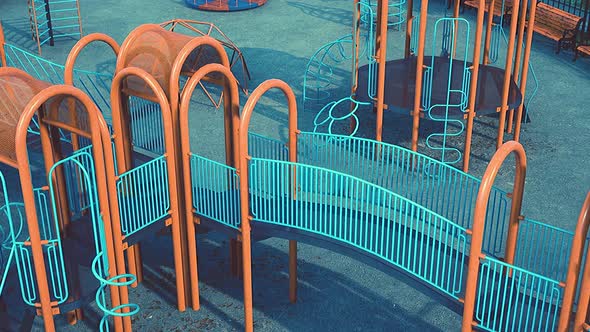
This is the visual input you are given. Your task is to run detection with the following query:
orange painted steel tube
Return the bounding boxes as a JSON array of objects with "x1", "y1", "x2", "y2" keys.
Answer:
[
  {"x1": 405, "y1": 0, "x2": 414, "y2": 58},
  {"x1": 482, "y1": 0, "x2": 497, "y2": 65},
  {"x1": 514, "y1": 0, "x2": 537, "y2": 142},
  {"x1": 508, "y1": 0, "x2": 529, "y2": 134},
  {"x1": 178, "y1": 63, "x2": 241, "y2": 311},
  {"x1": 111, "y1": 67, "x2": 187, "y2": 314},
  {"x1": 561, "y1": 192, "x2": 590, "y2": 332},
  {"x1": 11, "y1": 82, "x2": 121, "y2": 332},
  {"x1": 168, "y1": 33, "x2": 231, "y2": 308},
  {"x1": 64, "y1": 33, "x2": 120, "y2": 85},
  {"x1": 0, "y1": 22, "x2": 6, "y2": 67},
  {"x1": 497, "y1": 0, "x2": 521, "y2": 149},
  {"x1": 374, "y1": 0, "x2": 389, "y2": 143},
  {"x1": 239, "y1": 79, "x2": 299, "y2": 332},
  {"x1": 461, "y1": 141, "x2": 526, "y2": 331},
  {"x1": 410, "y1": 0, "x2": 429, "y2": 152},
  {"x1": 463, "y1": 0, "x2": 486, "y2": 172}
]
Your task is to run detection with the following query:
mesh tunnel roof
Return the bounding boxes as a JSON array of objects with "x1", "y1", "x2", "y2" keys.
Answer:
[{"x1": 0, "y1": 68, "x2": 92, "y2": 166}]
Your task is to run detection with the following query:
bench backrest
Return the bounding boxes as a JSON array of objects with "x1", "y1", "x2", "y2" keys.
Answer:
[{"x1": 536, "y1": 2, "x2": 582, "y2": 32}]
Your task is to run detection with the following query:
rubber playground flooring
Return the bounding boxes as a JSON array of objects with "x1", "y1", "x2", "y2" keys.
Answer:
[{"x1": 0, "y1": 0, "x2": 589, "y2": 330}]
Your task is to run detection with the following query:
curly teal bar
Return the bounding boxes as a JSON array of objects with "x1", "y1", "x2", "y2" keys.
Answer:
[
  {"x1": 92, "y1": 253, "x2": 139, "y2": 332},
  {"x1": 423, "y1": 18, "x2": 471, "y2": 165}
]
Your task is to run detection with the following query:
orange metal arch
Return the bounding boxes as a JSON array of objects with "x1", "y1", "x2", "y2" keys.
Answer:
[
  {"x1": 178, "y1": 62, "x2": 240, "y2": 311},
  {"x1": 63, "y1": 32, "x2": 121, "y2": 161},
  {"x1": 115, "y1": 24, "x2": 164, "y2": 73},
  {"x1": 0, "y1": 22, "x2": 6, "y2": 67},
  {"x1": 567, "y1": 192, "x2": 590, "y2": 332},
  {"x1": 64, "y1": 33, "x2": 120, "y2": 85},
  {"x1": 9, "y1": 82, "x2": 121, "y2": 332},
  {"x1": 238, "y1": 79, "x2": 299, "y2": 332},
  {"x1": 169, "y1": 35, "x2": 230, "y2": 128},
  {"x1": 110, "y1": 66, "x2": 187, "y2": 313},
  {"x1": 461, "y1": 141, "x2": 527, "y2": 331}
]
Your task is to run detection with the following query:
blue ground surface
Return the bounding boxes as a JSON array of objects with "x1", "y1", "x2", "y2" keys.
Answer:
[{"x1": 0, "y1": 0, "x2": 589, "y2": 330}]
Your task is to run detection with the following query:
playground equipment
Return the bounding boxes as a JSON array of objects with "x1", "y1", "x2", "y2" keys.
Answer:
[
  {"x1": 185, "y1": 0, "x2": 267, "y2": 11},
  {"x1": 303, "y1": 0, "x2": 539, "y2": 172},
  {"x1": 2, "y1": 16, "x2": 590, "y2": 332},
  {"x1": 27, "y1": 0, "x2": 83, "y2": 55},
  {"x1": 173, "y1": 60, "x2": 590, "y2": 331},
  {"x1": 0, "y1": 66, "x2": 137, "y2": 331}
]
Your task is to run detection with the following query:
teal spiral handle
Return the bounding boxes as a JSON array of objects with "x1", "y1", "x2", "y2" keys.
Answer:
[{"x1": 91, "y1": 253, "x2": 139, "y2": 332}]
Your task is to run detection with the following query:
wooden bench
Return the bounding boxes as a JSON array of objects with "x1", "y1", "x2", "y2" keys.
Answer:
[
  {"x1": 462, "y1": 0, "x2": 512, "y2": 21},
  {"x1": 574, "y1": 29, "x2": 590, "y2": 60},
  {"x1": 533, "y1": 2, "x2": 582, "y2": 52}
]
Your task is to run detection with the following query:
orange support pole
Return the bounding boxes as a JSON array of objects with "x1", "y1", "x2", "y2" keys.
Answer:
[
  {"x1": 496, "y1": 0, "x2": 521, "y2": 148},
  {"x1": 507, "y1": 0, "x2": 529, "y2": 134},
  {"x1": 178, "y1": 63, "x2": 241, "y2": 311},
  {"x1": 514, "y1": 0, "x2": 537, "y2": 142},
  {"x1": 404, "y1": 0, "x2": 414, "y2": 58},
  {"x1": 238, "y1": 79, "x2": 299, "y2": 332},
  {"x1": 111, "y1": 67, "x2": 187, "y2": 324},
  {"x1": 410, "y1": 0, "x2": 429, "y2": 152},
  {"x1": 560, "y1": 192, "x2": 590, "y2": 331},
  {"x1": 463, "y1": 0, "x2": 486, "y2": 172},
  {"x1": 461, "y1": 141, "x2": 527, "y2": 331},
  {"x1": 375, "y1": 0, "x2": 389, "y2": 143},
  {"x1": 0, "y1": 22, "x2": 6, "y2": 67}
]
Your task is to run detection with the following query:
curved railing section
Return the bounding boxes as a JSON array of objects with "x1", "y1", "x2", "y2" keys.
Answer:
[
  {"x1": 302, "y1": 35, "x2": 355, "y2": 113},
  {"x1": 296, "y1": 132, "x2": 510, "y2": 256},
  {"x1": 249, "y1": 158, "x2": 469, "y2": 299}
]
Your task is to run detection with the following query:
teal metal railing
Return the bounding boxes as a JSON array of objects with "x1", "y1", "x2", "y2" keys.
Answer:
[
  {"x1": 116, "y1": 156, "x2": 170, "y2": 237},
  {"x1": 190, "y1": 154, "x2": 241, "y2": 230},
  {"x1": 296, "y1": 132, "x2": 510, "y2": 257},
  {"x1": 249, "y1": 158, "x2": 469, "y2": 298},
  {"x1": 475, "y1": 257, "x2": 562, "y2": 331},
  {"x1": 248, "y1": 132, "x2": 288, "y2": 161},
  {"x1": 129, "y1": 96, "x2": 165, "y2": 155}
]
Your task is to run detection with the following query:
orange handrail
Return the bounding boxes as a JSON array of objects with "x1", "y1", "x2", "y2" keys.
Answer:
[
  {"x1": 6, "y1": 78, "x2": 120, "y2": 332},
  {"x1": 0, "y1": 21, "x2": 6, "y2": 67},
  {"x1": 238, "y1": 79, "x2": 299, "y2": 332},
  {"x1": 461, "y1": 141, "x2": 527, "y2": 331},
  {"x1": 178, "y1": 62, "x2": 241, "y2": 311},
  {"x1": 64, "y1": 33, "x2": 120, "y2": 84},
  {"x1": 110, "y1": 67, "x2": 187, "y2": 316},
  {"x1": 571, "y1": 192, "x2": 590, "y2": 331}
]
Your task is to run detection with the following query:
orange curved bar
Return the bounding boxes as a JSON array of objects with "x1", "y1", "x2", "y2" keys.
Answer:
[
  {"x1": 462, "y1": 0, "x2": 486, "y2": 172},
  {"x1": 0, "y1": 22, "x2": 6, "y2": 67},
  {"x1": 110, "y1": 66, "x2": 186, "y2": 313},
  {"x1": 115, "y1": 24, "x2": 164, "y2": 73},
  {"x1": 461, "y1": 141, "x2": 527, "y2": 331},
  {"x1": 64, "y1": 33, "x2": 120, "y2": 85},
  {"x1": 238, "y1": 79, "x2": 299, "y2": 332},
  {"x1": 178, "y1": 62, "x2": 240, "y2": 311},
  {"x1": 569, "y1": 192, "x2": 590, "y2": 331},
  {"x1": 12, "y1": 83, "x2": 121, "y2": 332},
  {"x1": 169, "y1": 35, "x2": 230, "y2": 109}
]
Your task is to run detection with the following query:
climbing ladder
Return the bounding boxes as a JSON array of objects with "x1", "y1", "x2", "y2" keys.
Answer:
[{"x1": 27, "y1": 0, "x2": 83, "y2": 54}]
